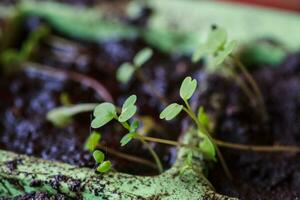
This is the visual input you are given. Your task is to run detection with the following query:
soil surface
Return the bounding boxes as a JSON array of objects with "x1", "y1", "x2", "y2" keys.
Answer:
[{"x1": 206, "y1": 53, "x2": 300, "y2": 200}]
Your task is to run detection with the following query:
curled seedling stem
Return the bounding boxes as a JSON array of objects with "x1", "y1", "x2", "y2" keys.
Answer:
[
  {"x1": 23, "y1": 62, "x2": 113, "y2": 102},
  {"x1": 230, "y1": 55, "x2": 268, "y2": 120}
]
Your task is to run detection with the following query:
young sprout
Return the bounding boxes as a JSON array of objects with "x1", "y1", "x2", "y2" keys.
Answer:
[
  {"x1": 160, "y1": 76, "x2": 230, "y2": 177},
  {"x1": 93, "y1": 150, "x2": 111, "y2": 173},
  {"x1": 192, "y1": 26, "x2": 267, "y2": 120},
  {"x1": 85, "y1": 131, "x2": 102, "y2": 153},
  {"x1": 84, "y1": 131, "x2": 112, "y2": 173},
  {"x1": 47, "y1": 103, "x2": 97, "y2": 127},
  {"x1": 117, "y1": 48, "x2": 153, "y2": 84},
  {"x1": 91, "y1": 95, "x2": 164, "y2": 173},
  {"x1": 117, "y1": 47, "x2": 168, "y2": 105},
  {"x1": 192, "y1": 26, "x2": 237, "y2": 73}
]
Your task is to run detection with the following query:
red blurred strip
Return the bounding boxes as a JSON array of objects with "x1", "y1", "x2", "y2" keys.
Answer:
[{"x1": 220, "y1": 0, "x2": 300, "y2": 12}]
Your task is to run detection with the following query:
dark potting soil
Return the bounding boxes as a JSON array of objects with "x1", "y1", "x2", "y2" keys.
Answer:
[
  {"x1": 205, "y1": 53, "x2": 300, "y2": 200},
  {"x1": 0, "y1": 16, "x2": 202, "y2": 177}
]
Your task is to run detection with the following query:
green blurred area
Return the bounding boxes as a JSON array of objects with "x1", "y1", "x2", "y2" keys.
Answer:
[{"x1": 1, "y1": 0, "x2": 300, "y2": 66}]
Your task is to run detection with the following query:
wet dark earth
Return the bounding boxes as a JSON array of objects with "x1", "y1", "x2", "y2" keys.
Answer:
[{"x1": 206, "y1": 53, "x2": 300, "y2": 200}]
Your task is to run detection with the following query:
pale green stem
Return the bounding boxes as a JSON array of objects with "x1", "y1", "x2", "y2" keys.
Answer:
[
  {"x1": 230, "y1": 55, "x2": 268, "y2": 120},
  {"x1": 139, "y1": 136, "x2": 164, "y2": 173},
  {"x1": 65, "y1": 104, "x2": 98, "y2": 115},
  {"x1": 182, "y1": 100, "x2": 232, "y2": 180},
  {"x1": 118, "y1": 120, "x2": 163, "y2": 173}
]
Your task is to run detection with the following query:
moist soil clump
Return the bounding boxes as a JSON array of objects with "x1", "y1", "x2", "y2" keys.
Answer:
[{"x1": 207, "y1": 53, "x2": 300, "y2": 200}]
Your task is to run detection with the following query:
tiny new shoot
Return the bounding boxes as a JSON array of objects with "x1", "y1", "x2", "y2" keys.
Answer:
[
  {"x1": 117, "y1": 47, "x2": 153, "y2": 84},
  {"x1": 160, "y1": 76, "x2": 231, "y2": 179},
  {"x1": 84, "y1": 131, "x2": 112, "y2": 173},
  {"x1": 91, "y1": 95, "x2": 164, "y2": 173},
  {"x1": 47, "y1": 103, "x2": 98, "y2": 127},
  {"x1": 192, "y1": 26, "x2": 267, "y2": 120},
  {"x1": 117, "y1": 47, "x2": 168, "y2": 105}
]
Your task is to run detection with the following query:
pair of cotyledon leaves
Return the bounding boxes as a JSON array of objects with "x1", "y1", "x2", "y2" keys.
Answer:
[
  {"x1": 159, "y1": 76, "x2": 197, "y2": 121},
  {"x1": 91, "y1": 95, "x2": 137, "y2": 128},
  {"x1": 91, "y1": 95, "x2": 138, "y2": 147},
  {"x1": 84, "y1": 131, "x2": 111, "y2": 173},
  {"x1": 93, "y1": 149, "x2": 112, "y2": 173},
  {"x1": 159, "y1": 77, "x2": 216, "y2": 161},
  {"x1": 192, "y1": 27, "x2": 237, "y2": 69},
  {"x1": 117, "y1": 47, "x2": 153, "y2": 84}
]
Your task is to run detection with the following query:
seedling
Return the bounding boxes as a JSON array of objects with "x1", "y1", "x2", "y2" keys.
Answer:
[
  {"x1": 117, "y1": 48, "x2": 153, "y2": 84},
  {"x1": 90, "y1": 77, "x2": 228, "y2": 176},
  {"x1": 91, "y1": 95, "x2": 164, "y2": 173},
  {"x1": 93, "y1": 150, "x2": 111, "y2": 173},
  {"x1": 45, "y1": 28, "x2": 300, "y2": 178},
  {"x1": 117, "y1": 47, "x2": 168, "y2": 105},
  {"x1": 192, "y1": 26, "x2": 267, "y2": 119},
  {"x1": 160, "y1": 77, "x2": 218, "y2": 162},
  {"x1": 47, "y1": 103, "x2": 97, "y2": 127}
]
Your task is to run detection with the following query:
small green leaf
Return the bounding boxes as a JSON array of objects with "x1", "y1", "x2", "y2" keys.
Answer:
[
  {"x1": 119, "y1": 96, "x2": 137, "y2": 122},
  {"x1": 93, "y1": 150, "x2": 105, "y2": 164},
  {"x1": 120, "y1": 132, "x2": 137, "y2": 146},
  {"x1": 133, "y1": 47, "x2": 153, "y2": 67},
  {"x1": 130, "y1": 120, "x2": 139, "y2": 132},
  {"x1": 97, "y1": 161, "x2": 111, "y2": 173},
  {"x1": 159, "y1": 103, "x2": 183, "y2": 120},
  {"x1": 122, "y1": 95, "x2": 137, "y2": 110},
  {"x1": 93, "y1": 102, "x2": 116, "y2": 117},
  {"x1": 211, "y1": 40, "x2": 237, "y2": 66},
  {"x1": 91, "y1": 114, "x2": 114, "y2": 129},
  {"x1": 198, "y1": 131, "x2": 216, "y2": 161},
  {"x1": 92, "y1": 103, "x2": 116, "y2": 128},
  {"x1": 206, "y1": 27, "x2": 227, "y2": 54},
  {"x1": 118, "y1": 105, "x2": 137, "y2": 123},
  {"x1": 197, "y1": 107, "x2": 209, "y2": 129},
  {"x1": 117, "y1": 63, "x2": 135, "y2": 84},
  {"x1": 47, "y1": 108, "x2": 72, "y2": 127},
  {"x1": 47, "y1": 104, "x2": 98, "y2": 127},
  {"x1": 192, "y1": 27, "x2": 228, "y2": 63},
  {"x1": 224, "y1": 40, "x2": 237, "y2": 55},
  {"x1": 179, "y1": 77, "x2": 197, "y2": 100},
  {"x1": 84, "y1": 131, "x2": 102, "y2": 152}
]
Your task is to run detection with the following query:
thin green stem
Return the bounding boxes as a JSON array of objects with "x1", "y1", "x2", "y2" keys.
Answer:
[
  {"x1": 117, "y1": 120, "x2": 163, "y2": 173},
  {"x1": 230, "y1": 55, "x2": 268, "y2": 120},
  {"x1": 183, "y1": 100, "x2": 233, "y2": 179},
  {"x1": 97, "y1": 143, "x2": 157, "y2": 169},
  {"x1": 214, "y1": 139, "x2": 300, "y2": 152},
  {"x1": 138, "y1": 135, "x2": 200, "y2": 151},
  {"x1": 139, "y1": 137, "x2": 164, "y2": 173}
]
